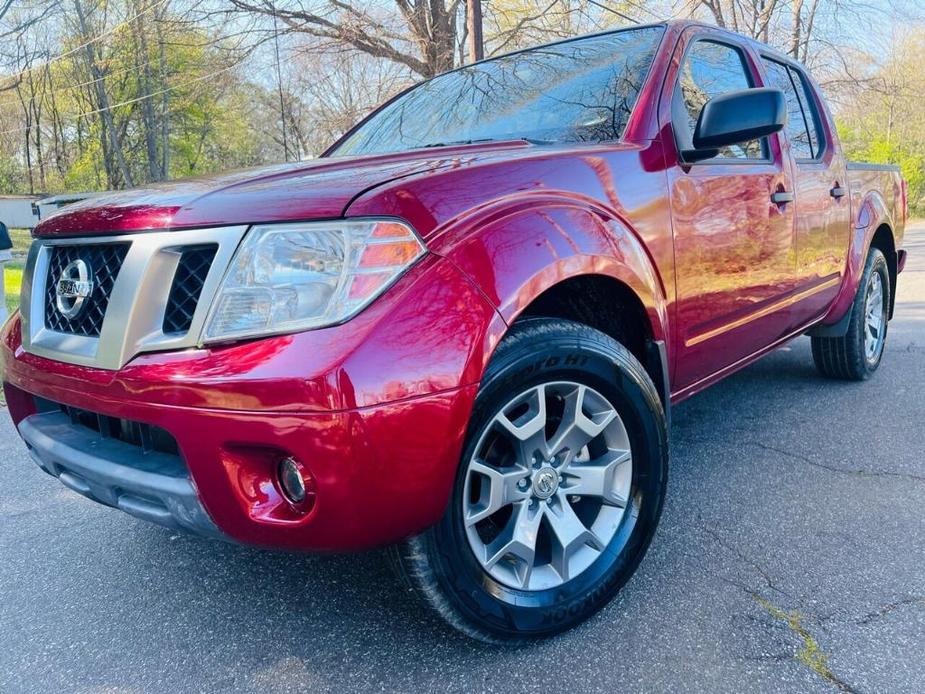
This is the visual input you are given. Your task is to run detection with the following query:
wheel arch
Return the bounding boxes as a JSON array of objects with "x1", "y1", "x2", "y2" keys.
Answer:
[
  {"x1": 869, "y1": 223, "x2": 897, "y2": 318},
  {"x1": 814, "y1": 192, "x2": 899, "y2": 332},
  {"x1": 436, "y1": 200, "x2": 672, "y2": 413},
  {"x1": 511, "y1": 274, "x2": 670, "y2": 413}
]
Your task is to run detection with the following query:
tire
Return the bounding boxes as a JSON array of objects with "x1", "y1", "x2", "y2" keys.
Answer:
[
  {"x1": 389, "y1": 318, "x2": 668, "y2": 643},
  {"x1": 812, "y1": 247, "x2": 890, "y2": 381}
]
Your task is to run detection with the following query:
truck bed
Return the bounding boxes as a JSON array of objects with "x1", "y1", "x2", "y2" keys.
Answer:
[{"x1": 847, "y1": 162, "x2": 905, "y2": 240}]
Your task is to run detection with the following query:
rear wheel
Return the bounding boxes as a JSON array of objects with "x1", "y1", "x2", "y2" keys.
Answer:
[
  {"x1": 389, "y1": 318, "x2": 668, "y2": 643},
  {"x1": 812, "y1": 247, "x2": 890, "y2": 381}
]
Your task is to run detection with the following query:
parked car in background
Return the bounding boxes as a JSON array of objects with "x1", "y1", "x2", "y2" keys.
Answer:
[{"x1": 0, "y1": 20, "x2": 906, "y2": 642}]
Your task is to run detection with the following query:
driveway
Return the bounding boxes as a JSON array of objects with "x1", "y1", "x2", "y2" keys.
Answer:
[{"x1": 1, "y1": 225, "x2": 923, "y2": 694}]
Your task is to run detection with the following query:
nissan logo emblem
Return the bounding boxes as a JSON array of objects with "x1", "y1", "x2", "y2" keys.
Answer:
[{"x1": 55, "y1": 259, "x2": 94, "y2": 319}]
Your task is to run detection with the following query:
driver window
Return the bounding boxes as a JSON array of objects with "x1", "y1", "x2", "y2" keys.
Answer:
[{"x1": 673, "y1": 40, "x2": 765, "y2": 160}]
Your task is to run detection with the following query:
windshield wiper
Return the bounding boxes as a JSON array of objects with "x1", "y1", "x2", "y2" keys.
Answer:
[
  {"x1": 416, "y1": 137, "x2": 553, "y2": 149},
  {"x1": 417, "y1": 138, "x2": 498, "y2": 149}
]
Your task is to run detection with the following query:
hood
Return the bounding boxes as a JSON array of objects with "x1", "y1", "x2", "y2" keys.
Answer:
[{"x1": 33, "y1": 141, "x2": 533, "y2": 237}]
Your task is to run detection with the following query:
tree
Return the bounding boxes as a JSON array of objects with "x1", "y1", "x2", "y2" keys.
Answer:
[
  {"x1": 227, "y1": 0, "x2": 462, "y2": 78},
  {"x1": 71, "y1": 0, "x2": 135, "y2": 187},
  {"x1": 838, "y1": 30, "x2": 925, "y2": 214},
  {"x1": 0, "y1": 1, "x2": 285, "y2": 194},
  {"x1": 1, "y1": 0, "x2": 924, "y2": 197},
  {"x1": 285, "y1": 48, "x2": 409, "y2": 154}
]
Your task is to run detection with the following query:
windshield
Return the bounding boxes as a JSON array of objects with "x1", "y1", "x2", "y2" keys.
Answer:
[{"x1": 331, "y1": 26, "x2": 665, "y2": 156}]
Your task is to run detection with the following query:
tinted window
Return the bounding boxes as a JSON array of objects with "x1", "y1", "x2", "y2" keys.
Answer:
[
  {"x1": 674, "y1": 40, "x2": 764, "y2": 160},
  {"x1": 791, "y1": 68, "x2": 824, "y2": 158},
  {"x1": 762, "y1": 58, "x2": 814, "y2": 159},
  {"x1": 332, "y1": 27, "x2": 664, "y2": 156}
]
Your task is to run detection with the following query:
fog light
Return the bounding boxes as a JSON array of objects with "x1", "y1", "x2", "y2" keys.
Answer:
[{"x1": 278, "y1": 457, "x2": 307, "y2": 504}]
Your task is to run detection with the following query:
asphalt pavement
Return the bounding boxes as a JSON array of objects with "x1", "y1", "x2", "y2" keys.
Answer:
[{"x1": 1, "y1": 225, "x2": 923, "y2": 694}]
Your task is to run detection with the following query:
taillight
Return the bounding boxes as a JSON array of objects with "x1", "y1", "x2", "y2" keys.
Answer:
[{"x1": 902, "y1": 179, "x2": 909, "y2": 224}]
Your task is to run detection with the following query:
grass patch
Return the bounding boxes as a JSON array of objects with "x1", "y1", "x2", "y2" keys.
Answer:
[
  {"x1": 5, "y1": 262, "x2": 23, "y2": 314},
  {"x1": 3, "y1": 228, "x2": 32, "y2": 316},
  {"x1": 8, "y1": 227, "x2": 32, "y2": 253}
]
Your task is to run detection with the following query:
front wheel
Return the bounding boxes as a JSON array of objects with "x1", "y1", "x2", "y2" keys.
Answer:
[
  {"x1": 389, "y1": 318, "x2": 668, "y2": 643},
  {"x1": 812, "y1": 247, "x2": 890, "y2": 381}
]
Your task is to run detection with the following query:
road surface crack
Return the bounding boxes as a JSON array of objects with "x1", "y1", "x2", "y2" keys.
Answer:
[
  {"x1": 701, "y1": 523, "x2": 791, "y2": 598},
  {"x1": 701, "y1": 524, "x2": 861, "y2": 693},
  {"x1": 853, "y1": 596, "x2": 925, "y2": 625},
  {"x1": 749, "y1": 441, "x2": 925, "y2": 483},
  {"x1": 752, "y1": 594, "x2": 860, "y2": 694}
]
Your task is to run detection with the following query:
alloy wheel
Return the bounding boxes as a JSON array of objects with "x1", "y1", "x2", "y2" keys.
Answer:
[
  {"x1": 462, "y1": 381, "x2": 632, "y2": 591},
  {"x1": 864, "y1": 270, "x2": 886, "y2": 362}
]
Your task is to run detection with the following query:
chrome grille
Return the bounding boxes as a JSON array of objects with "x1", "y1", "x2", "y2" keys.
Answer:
[
  {"x1": 44, "y1": 243, "x2": 130, "y2": 337},
  {"x1": 22, "y1": 225, "x2": 248, "y2": 370},
  {"x1": 163, "y1": 245, "x2": 218, "y2": 335}
]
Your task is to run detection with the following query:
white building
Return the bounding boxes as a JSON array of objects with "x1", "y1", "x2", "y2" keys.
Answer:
[{"x1": 0, "y1": 195, "x2": 40, "y2": 229}]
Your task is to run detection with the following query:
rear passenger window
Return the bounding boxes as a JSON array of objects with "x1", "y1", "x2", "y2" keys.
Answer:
[
  {"x1": 762, "y1": 58, "x2": 823, "y2": 160},
  {"x1": 762, "y1": 59, "x2": 812, "y2": 158},
  {"x1": 791, "y1": 68, "x2": 824, "y2": 158},
  {"x1": 674, "y1": 40, "x2": 764, "y2": 160}
]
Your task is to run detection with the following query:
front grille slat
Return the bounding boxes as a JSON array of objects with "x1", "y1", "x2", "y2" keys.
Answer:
[
  {"x1": 36, "y1": 396, "x2": 183, "y2": 465},
  {"x1": 44, "y1": 243, "x2": 130, "y2": 337},
  {"x1": 163, "y1": 245, "x2": 218, "y2": 335}
]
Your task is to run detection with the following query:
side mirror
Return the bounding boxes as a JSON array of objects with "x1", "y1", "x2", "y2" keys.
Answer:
[{"x1": 685, "y1": 88, "x2": 786, "y2": 161}]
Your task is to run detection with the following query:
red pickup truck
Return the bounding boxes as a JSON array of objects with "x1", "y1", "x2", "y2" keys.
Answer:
[{"x1": 1, "y1": 20, "x2": 907, "y2": 642}]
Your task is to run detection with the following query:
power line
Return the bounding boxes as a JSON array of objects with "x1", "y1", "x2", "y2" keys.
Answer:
[
  {"x1": 0, "y1": 0, "x2": 171, "y2": 90},
  {"x1": 0, "y1": 19, "x2": 258, "y2": 113},
  {"x1": 0, "y1": 58, "x2": 244, "y2": 136},
  {"x1": 585, "y1": 0, "x2": 640, "y2": 25},
  {"x1": 0, "y1": 18, "x2": 257, "y2": 113},
  {"x1": 0, "y1": 56, "x2": 164, "y2": 111}
]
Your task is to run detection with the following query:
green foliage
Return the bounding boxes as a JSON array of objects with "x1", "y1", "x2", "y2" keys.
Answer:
[
  {"x1": 0, "y1": 5, "x2": 283, "y2": 195},
  {"x1": 839, "y1": 123, "x2": 925, "y2": 212},
  {"x1": 836, "y1": 30, "x2": 925, "y2": 215},
  {"x1": 0, "y1": 155, "x2": 21, "y2": 193},
  {"x1": 62, "y1": 137, "x2": 106, "y2": 191}
]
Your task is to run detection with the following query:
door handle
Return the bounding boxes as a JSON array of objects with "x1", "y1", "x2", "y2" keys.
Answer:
[
  {"x1": 830, "y1": 185, "x2": 846, "y2": 199},
  {"x1": 771, "y1": 191, "x2": 794, "y2": 205}
]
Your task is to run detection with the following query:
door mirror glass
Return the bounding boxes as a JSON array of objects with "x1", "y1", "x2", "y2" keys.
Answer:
[{"x1": 686, "y1": 88, "x2": 786, "y2": 161}]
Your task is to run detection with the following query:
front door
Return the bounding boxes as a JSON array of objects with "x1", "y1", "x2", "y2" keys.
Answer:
[{"x1": 666, "y1": 32, "x2": 798, "y2": 391}]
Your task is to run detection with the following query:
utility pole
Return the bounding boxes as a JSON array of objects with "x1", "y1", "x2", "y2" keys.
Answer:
[
  {"x1": 272, "y1": 9, "x2": 290, "y2": 162},
  {"x1": 466, "y1": 0, "x2": 484, "y2": 63}
]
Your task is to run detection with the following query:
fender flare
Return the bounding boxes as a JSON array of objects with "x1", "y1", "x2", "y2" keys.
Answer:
[
  {"x1": 432, "y1": 196, "x2": 672, "y2": 410},
  {"x1": 812, "y1": 190, "x2": 896, "y2": 335}
]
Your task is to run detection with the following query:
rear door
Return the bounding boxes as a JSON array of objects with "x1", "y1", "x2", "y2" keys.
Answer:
[
  {"x1": 664, "y1": 30, "x2": 798, "y2": 390},
  {"x1": 759, "y1": 56, "x2": 850, "y2": 324}
]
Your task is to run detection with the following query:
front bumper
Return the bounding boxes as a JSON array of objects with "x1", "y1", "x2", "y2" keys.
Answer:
[
  {"x1": 1, "y1": 254, "x2": 499, "y2": 550},
  {"x1": 6, "y1": 381, "x2": 476, "y2": 550},
  {"x1": 19, "y1": 410, "x2": 222, "y2": 538},
  {"x1": 5, "y1": 374, "x2": 476, "y2": 551}
]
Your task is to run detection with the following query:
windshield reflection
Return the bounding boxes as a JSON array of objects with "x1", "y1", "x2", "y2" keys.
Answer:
[{"x1": 333, "y1": 26, "x2": 665, "y2": 156}]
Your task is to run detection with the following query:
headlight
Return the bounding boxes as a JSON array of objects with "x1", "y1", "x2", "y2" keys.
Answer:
[{"x1": 203, "y1": 219, "x2": 425, "y2": 342}]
